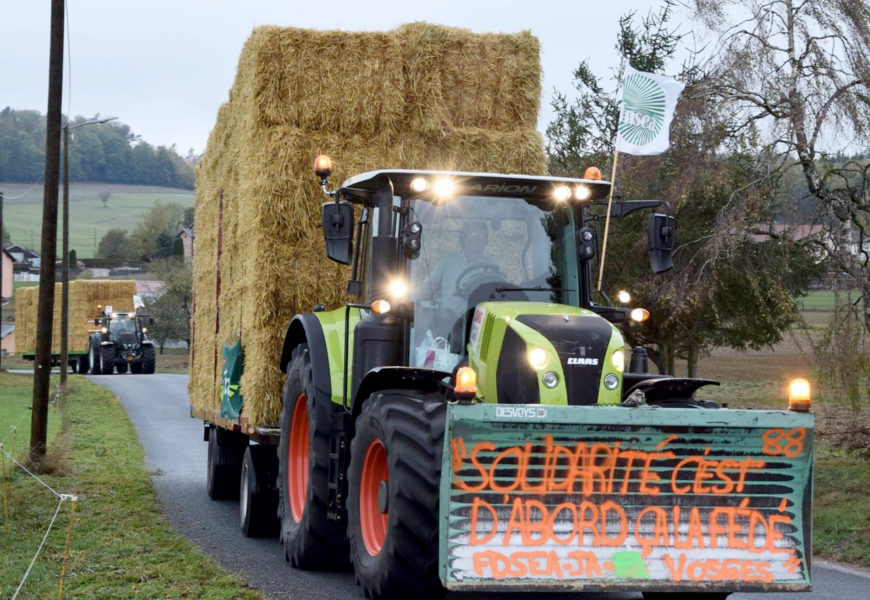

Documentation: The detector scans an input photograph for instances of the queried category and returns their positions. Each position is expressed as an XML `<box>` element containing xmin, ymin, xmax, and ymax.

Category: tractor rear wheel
<box><xmin>77</xmin><ymin>354</ymin><xmax>89</xmax><ymax>374</ymax></box>
<box><xmin>142</xmin><ymin>346</ymin><xmax>156</xmax><ymax>374</ymax></box>
<box><xmin>278</xmin><ymin>344</ymin><xmax>347</xmax><ymax>568</ymax></box>
<box><xmin>131</xmin><ymin>361</ymin><xmax>143</xmax><ymax>374</ymax></box>
<box><xmin>206</xmin><ymin>425</ymin><xmax>248</xmax><ymax>500</ymax></box>
<box><xmin>239</xmin><ymin>444</ymin><xmax>279</xmax><ymax>537</ymax></box>
<box><xmin>100</xmin><ymin>345</ymin><xmax>115</xmax><ymax>375</ymax></box>
<box><xmin>347</xmin><ymin>391</ymin><xmax>445</xmax><ymax>600</ymax></box>
<box><xmin>116</xmin><ymin>362</ymin><xmax>128</xmax><ymax>374</ymax></box>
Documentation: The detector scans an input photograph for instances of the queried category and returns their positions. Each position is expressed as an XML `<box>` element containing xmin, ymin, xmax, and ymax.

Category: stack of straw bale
<box><xmin>191</xmin><ymin>22</ymin><xmax>548</xmax><ymax>427</ymax></box>
<box><xmin>14</xmin><ymin>280</ymin><xmax>137</xmax><ymax>355</ymax></box>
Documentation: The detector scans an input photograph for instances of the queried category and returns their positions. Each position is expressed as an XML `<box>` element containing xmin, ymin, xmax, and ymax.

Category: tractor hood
<box><xmin>468</xmin><ymin>302</ymin><xmax>625</xmax><ymax>406</ymax></box>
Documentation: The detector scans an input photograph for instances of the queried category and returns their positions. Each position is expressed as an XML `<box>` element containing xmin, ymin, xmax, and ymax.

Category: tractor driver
<box><xmin>413</xmin><ymin>220</ymin><xmax>500</xmax><ymax>330</ymax></box>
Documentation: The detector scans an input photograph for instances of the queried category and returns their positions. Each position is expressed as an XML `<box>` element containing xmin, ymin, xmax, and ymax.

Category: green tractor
<box><xmin>88</xmin><ymin>308</ymin><xmax>156</xmax><ymax>374</ymax></box>
<box><xmin>209</xmin><ymin>160</ymin><xmax>814</xmax><ymax>599</ymax></box>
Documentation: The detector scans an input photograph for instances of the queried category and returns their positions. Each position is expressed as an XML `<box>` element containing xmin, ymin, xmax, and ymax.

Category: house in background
<box><xmin>2</xmin><ymin>247</ymin><xmax>14</xmax><ymax>301</ymax></box>
<box><xmin>177</xmin><ymin>225</ymin><xmax>194</xmax><ymax>263</ymax></box>
<box><xmin>4</xmin><ymin>244</ymin><xmax>39</xmax><ymax>268</ymax></box>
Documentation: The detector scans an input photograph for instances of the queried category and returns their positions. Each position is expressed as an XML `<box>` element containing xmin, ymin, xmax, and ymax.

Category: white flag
<box><xmin>615</xmin><ymin>66</ymin><xmax>684</xmax><ymax>156</ymax></box>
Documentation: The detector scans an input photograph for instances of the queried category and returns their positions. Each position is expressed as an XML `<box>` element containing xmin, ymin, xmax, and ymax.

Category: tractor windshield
<box><xmin>109</xmin><ymin>316</ymin><xmax>138</xmax><ymax>337</ymax></box>
<box><xmin>408</xmin><ymin>195</ymin><xmax>580</xmax><ymax>369</ymax></box>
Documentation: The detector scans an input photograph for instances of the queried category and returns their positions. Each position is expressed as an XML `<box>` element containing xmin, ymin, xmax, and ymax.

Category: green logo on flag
<box><xmin>619</xmin><ymin>72</ymin><xmax>667</xmax><ymax>146</ymax></box>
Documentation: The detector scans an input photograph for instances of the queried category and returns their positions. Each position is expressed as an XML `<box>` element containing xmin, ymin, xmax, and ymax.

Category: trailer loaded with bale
<box><xmin>14</xmin><ymin>279</ymin><xmax>138</xmax><ymax>373</ymax></box>
<box><xmin>190</xmin><ymin>23</ymin><xmax>814</xmax><ymax>600</ymax></box>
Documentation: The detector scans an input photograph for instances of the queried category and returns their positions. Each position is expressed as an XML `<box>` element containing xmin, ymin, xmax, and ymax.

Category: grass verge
<box><xmin>0</xmin><ymin>372</ymin><xmax>260</xmax><ymax>599</ymax></box>
<box><xmin>814</xmin><ymin>447</ymin><xmax>870</xmax><ymax>566</ymax></box>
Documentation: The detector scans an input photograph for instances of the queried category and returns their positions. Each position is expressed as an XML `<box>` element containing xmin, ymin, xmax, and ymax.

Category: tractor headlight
<box><xmin>611</xmin><ymin>349</ymin><xmax>625</xmax><ymax>373</ymax></box>
<box><xmin>553</xmin><ymin>185</ymin><xmax>572</xmax><ymax>202</ymax></box>
<box><xmin>433</xmin><ymin>177</ymin><xmax>455</xmax><ymax>199</ymax></box>
<box><xmin>387</xmin><ymin>278</ymin><xmax>408</xmax><ymax>299</ymax></box>
<box><xmin>528</xmin><ymin>347</ymin><xmax>548</xmax><ymax>370</ymax></box>
<box><xmin>101</xmin><ymin>327</ymin><xmax>108</xmax><ymax>334</ymax></box>
<box><xmin>604</xmin><ymin>374</ymin><xmax>620</xmax><ymax>390</ymax></box>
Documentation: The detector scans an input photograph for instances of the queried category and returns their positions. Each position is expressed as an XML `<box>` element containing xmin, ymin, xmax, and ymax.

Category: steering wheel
<box><xmin>454</xmin><ymin>263</ymin><xmax>505</xmax><ymax>296</ymax></box>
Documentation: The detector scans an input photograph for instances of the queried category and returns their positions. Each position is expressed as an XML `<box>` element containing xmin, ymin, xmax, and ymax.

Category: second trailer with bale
<box><xmin>14</xmin><ymin>279</ymin><xmax>138</xmax><ymax>373</ymax></box>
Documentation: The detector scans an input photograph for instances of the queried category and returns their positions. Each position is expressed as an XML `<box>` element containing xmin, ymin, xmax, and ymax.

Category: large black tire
<box><xmin>278</xmin><ymin>344</ymin><xmax>347</xmax><ymax>569</ymax></box>
<box><xmin>88</xmin><ymin>338</ymin><xmax>101</xmax><ymax>374</ymax></box>
<box><xmin>77</xmin><ymin>353</ymin><xmax>90</xmax><ymax>374</ymax></box>
<box><xmin>130</xmin><ymin>361</ymin><xmax>143</xmax><ymax>374</ymax></box>
<box><xmin>142</xmin><ymin>346</ymin><xmax>156</xmax><ymax>374</ymax></box>
<box><xmin>206</xmin><ymin>425</ymin><xmax>248</xmax><ymax>500</ymax></box>
<box><xmin>347</xmin><ymin>391</ymin><xmax>446</xmax><ymax>600</ymax></box>
<box><xmin>240</xmin><ymin>444</ymin><xmax>280</xmax><ymax>537</ymax></box>
<box><xmin>116</xmin><ymin>361</ymin><xmax>128</xmax><ymax>374</ymax></box>
<box><xmin>100</xmin><ymin>344</ymin><xmax>115</xmax><ymax>375</ymax></box>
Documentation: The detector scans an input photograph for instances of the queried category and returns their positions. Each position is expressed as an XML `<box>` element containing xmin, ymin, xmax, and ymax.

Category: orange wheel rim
<box><xmin>288</xmin><ymin>393</ymin><xmax>309</xmax><ymax>523</ymax></box>
<box><xmin>360</xmin><ymin>439</ymin><xmax>388</xmax><ymax>556</ymax></box>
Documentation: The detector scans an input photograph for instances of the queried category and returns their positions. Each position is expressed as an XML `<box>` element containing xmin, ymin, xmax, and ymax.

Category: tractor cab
<box><xmin>315</xmin><ymin>158</ymin><xmax>675</xmax><ymax>402</ymax></box>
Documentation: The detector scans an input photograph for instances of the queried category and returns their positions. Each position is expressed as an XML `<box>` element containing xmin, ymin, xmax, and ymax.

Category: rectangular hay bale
<box><xmin>190</xmin><ymin>23</ymin><xmax>547</xmax><ymax>428</ymax></box>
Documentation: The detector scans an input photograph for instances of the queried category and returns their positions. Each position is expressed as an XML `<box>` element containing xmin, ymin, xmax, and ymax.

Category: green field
<box><xmin>0</xmin><ymin>182</ymin><xmax>194</xmax><ymax>258</ymax></box>
<box><xmin>0</xmin><ymin>373</ymin><xmax>260</xmax><ymax>599</ymax></box>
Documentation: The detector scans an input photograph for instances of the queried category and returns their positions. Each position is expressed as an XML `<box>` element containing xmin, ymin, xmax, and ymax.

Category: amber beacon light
<box><xmin>788</xmin><ymin>378</ymin><xmax>811</xmax><ymax>412</ymax></box>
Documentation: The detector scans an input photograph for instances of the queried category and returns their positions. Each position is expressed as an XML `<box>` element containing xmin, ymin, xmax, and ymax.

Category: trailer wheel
<box><xmin>347</xmin><ymin>391</ymin><xmax>446</xmax><ymax>600</ymax></box>
<box><xmin>89</xmin><ymin>339</ymin><xmax>101</xmax><ymax>374</ymax></box>
<box><xmin>240</xmin><ymin>445</ymin><xmax>279</xmax><ymax>537</ymax></box>
<box><xmin>100</xmin><ymin>345</ymin><xmax>115</xmax><ymax>375</ymax></box>
<box><xmin>278</xmin><ymin>344</ymin><xmax>347</xmax><ymax>569</ymax></box>
<box><xmin>142</xmin><ymin>346</ymin><xmax>156</xmax><ymax>374</ymax></box>
<box><xmin>116</xmin><ymin>362</ymin><xmax>128</xmax><ymax>374</ymax></box>
<box><xmin>206</xmin><ymin>425</ymin><xmax>248</xmax><ymax>500</ymax></box>
<box><xmin>77</xmin><ymin>354</ymin><xmax>90</xmax><ymax>374</ymax></box>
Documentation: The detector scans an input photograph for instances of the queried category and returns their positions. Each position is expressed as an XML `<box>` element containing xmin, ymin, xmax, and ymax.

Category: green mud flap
<box><xmin>439</xmin><ymin>404</ymin><xmax>814</xmax><ymax>593</ymax></box>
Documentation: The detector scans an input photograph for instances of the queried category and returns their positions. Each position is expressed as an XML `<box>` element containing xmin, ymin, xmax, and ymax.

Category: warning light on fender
<box><xmin>789</xmin><ymin>378</ymin><xmax>811</xmax><ymax>412</ymax></box>
<box><xmin>454</xmin><ymin>367</ymin><xmax>477</xmax><ymax>399</ymax></box>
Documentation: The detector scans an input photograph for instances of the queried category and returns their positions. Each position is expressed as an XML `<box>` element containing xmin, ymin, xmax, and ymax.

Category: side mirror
<box><xmin>94</xmin><ymin>317</ymin><xmax>101</xmax><ymax>326</ymax></box>
<box><xmin>322</xmin><ymin>201</ymin><xmax>354</xmax><ymax>265</ymax></box>
<box><xmin>648</xmin><ymin>213</ymin><xmax>675</xmax><ymax>274</ymax></box>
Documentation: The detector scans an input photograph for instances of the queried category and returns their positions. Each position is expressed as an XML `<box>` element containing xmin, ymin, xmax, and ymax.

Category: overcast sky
<box><xmin>1</xmin><ymin>1</ymin><xmax>676</xmax><ymax>156</ymax></box>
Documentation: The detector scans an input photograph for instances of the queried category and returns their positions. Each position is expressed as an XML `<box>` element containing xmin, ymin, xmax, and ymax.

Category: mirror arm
<box><xmin>600</xmin><ymin>199</ymin><xmax>670</xmax><ymax>218</ymax></box>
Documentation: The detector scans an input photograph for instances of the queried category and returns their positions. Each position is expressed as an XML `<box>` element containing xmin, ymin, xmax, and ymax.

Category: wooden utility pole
<box><xmin>31</xmin><ymin>0</ymin><xmax>65</xmax><ymax>464</ymax></box>
<box><xmin>60</xmin><ymin>126</ymin><xmax>70</xmax><ymax>391</ymax></box>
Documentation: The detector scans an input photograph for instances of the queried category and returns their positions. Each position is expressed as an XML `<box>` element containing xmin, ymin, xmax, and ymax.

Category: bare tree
<box><xmin>694</xmin><ymin>0</ymin><xmax>870</xmax><ymax>330</ymax></box>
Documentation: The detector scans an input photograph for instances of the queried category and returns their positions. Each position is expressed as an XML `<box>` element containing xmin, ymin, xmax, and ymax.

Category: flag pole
<box><xmin>596</xmin><ymin>150</ymin><xmax>619</xmax><ymax>292</ymax></box>
<box><xmin>597</xmin><ymin>58</ymin><xmax>626</xmax><ymax>293</ymax></box>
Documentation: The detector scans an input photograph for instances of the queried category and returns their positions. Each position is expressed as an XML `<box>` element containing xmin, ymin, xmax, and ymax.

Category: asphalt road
<box><xmin>89</xmin><ymin>373</ymin><xmax>870</xmax><ymax>600</ymax></box>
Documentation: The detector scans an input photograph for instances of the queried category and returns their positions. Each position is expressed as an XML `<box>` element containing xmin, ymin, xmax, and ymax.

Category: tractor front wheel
<box><xmin>142</xmin><ymin>346</ymin><xmax>156</xmax><ymax>374</ymax></box>
<box><xmin>278</xmin><ymin>344</ymin><xmax>347</xmax><ymax>568</ymax></box>
<box><xmin>100</xmin><ymin>345</ymin><xmax>115</xmax><ymax>375</ymax></box>
<box><xmin>88</xmin><ymin>339</ymin><xmax>101</xmax><ymax>374</ymax></box>
<box><xmin>116</xmin><ymin>362</ymin><xmax>128</xmax><ymax>374</ymax></box>
<box><xmin>347</xmin><ymin>391</ymin><xmax>445</xmax><ymax>600</ymax></box>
